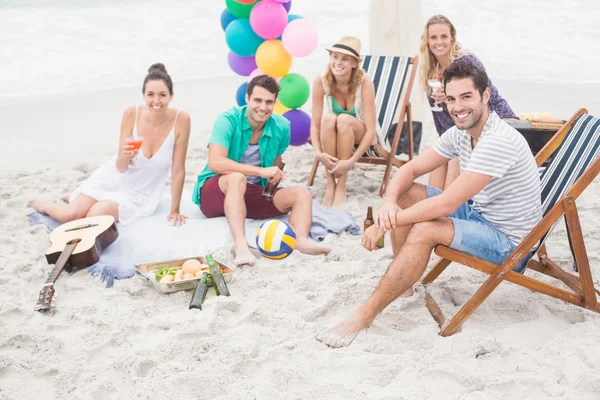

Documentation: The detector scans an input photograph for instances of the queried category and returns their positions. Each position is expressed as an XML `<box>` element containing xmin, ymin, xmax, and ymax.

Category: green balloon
<box><xmin>278</xmin><ymin>73</ymin><xmax>310</xmax><ymax>109</ymax></box>
<box><xmin>225</xmin><ymin>0</ymin><xmax>259</xmax><ymax>19</ymax></box>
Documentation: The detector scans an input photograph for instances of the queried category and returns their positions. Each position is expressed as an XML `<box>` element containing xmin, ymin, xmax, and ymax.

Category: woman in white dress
<box><xmin>29</xmin><ymin>63</ymin><xmax>191</xmax><ymax>226</ymax></box>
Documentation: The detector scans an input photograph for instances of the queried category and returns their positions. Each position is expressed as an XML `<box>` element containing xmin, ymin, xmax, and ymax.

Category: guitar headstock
<box><xmin>34</xmin><ymin>285</ymin><xmax>55</xmax><ymax>312</ymax></box>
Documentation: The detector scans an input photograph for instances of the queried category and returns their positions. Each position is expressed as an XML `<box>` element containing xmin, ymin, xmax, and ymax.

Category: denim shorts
<box><xmin>426</xmin><ymin>186</ymin><xmax>529</xmax><ymax>273</ymax></box>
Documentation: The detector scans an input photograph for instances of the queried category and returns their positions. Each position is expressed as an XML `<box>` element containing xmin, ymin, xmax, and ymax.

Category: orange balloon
<box><xmin>255</xmin><ymin>40</ymin><xmax>292</xmax><ymax>78</ymax></box>
<box><xmin>273</xmin><ymin>101</ymin><xmax>290</xmax><ymax>115</ymax></box>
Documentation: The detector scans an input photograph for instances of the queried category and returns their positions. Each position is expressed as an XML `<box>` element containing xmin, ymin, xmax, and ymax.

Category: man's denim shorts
<box><xmin>426</xmin><ymin>186</ymin><xmax>530</xmax><ymax>273</ymax></box>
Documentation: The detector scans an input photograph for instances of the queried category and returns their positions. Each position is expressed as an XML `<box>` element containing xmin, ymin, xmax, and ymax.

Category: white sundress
<box><xmin>70</xmin><ymin>106</ymin><xmax>180</xmax><ymax>225</ymax></box>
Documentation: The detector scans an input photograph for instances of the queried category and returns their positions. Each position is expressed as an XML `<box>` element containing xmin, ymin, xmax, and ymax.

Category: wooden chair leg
<box><xmin>563</xmin><ymin>196</ymin><xmax>597</xmax><ymax>309</ymax></box>
<box><xmin>406</xmin><ymin>103</ymin><xmax>414</xmax><ymax>160</ymax></box>
<box><xmin>422</xmin><ymin>257</ymin><xmax>452</xmax><ymax>284</ymax></box>
<box><xmin>307</xmin><ymin>157</ymin><xmax>319</xmax><ymax>186</ymax></box>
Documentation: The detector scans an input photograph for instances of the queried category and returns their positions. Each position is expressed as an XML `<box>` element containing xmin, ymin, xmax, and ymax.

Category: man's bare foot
<box><xmin>400</xmin><ymin>287</ymin><xmax>414</xmax><ymax>298</ymax></box>
<box><xmin>331</xmin><ymin>188</ymin><xmax>346</xmax><ymax>208</ymax></box>
<box><xmin>322</xmin><ymin>185</ymin><xmax>335</xmax><ymax>208</ymax></box>
<box><xmin>27</xmin><ymin>199</ymin><xmax>54</xmax><ymax>214</ymax></box>
<box><xmin>316</xmin><ymin>311</ymin><xmax>370</xmax><ymax>348</ymax></box>
<box><xmin>295</xmin><ymin>237</ymin><xmax>330</xmax><ymax>256</ymax></box>
<box><xmin>232</xmin><ymin>246</ymin><xmax>257</xmax><ymax>267</ymax></box>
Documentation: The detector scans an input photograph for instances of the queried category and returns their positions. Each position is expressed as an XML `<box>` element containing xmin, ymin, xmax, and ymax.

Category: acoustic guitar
<box><xmin>35</xmin><ymin>215</ymin><xmax>118</xmax><ymax>312</ymax></box>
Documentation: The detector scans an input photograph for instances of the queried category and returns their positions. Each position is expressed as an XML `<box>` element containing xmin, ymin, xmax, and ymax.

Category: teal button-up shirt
<box><xmin>192</xmin><ymin>105</ymin><xmax>291</xmax><ymax>206</ymax></box>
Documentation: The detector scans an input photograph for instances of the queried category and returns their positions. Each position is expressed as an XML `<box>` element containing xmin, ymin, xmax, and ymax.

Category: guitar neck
<box><xmin>45</xmin><ymin>240</ymin><xmax>80</xmax><ymax>284</ymax></box>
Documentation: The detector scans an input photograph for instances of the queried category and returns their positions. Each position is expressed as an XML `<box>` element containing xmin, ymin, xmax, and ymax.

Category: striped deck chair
<box><xmin>422</xmin><ymin>108</ymin><xmax>600</xmax><ymax>336</ymax></box>
<box><xmin>306</xmin><ymin>55</ymin><xmax>419</xmax><ymax>196</ymax></box>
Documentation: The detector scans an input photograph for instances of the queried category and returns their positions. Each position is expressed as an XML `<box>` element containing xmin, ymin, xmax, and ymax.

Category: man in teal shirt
<box><xmin>193</xmin><ymin>75</ymin><xmax>330</xmax><ymax>266</ymax></box>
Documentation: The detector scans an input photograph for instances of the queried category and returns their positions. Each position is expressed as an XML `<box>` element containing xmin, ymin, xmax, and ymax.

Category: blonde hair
<box><xmin>323</xmin><ymin>60</ymin><xmax>365</xmax><ymax>98</ymax></box>
<box><xmin>418</xmin><ymin>15</ymin><xmax>467</xmax><ymax>93</ymax></box>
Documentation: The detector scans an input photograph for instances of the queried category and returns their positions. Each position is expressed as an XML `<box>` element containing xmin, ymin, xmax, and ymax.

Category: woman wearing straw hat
<box><xmin>420</xmin><ymin>15</ymin><xmax>516</xmax><ymax>190</ymax></box>
<box><xmin>310</xmin><ymin>36</ymin><xmax>377</xmax><ymax>208</ymax></box>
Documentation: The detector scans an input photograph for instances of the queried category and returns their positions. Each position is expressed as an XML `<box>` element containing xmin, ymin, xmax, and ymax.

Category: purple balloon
<box><xmin>283</xmin><ymin>0</ymin><xmax>291</xmax><ymax>13</ymax></box>
<box><xmin>283</xmin><ymin>109</ymin><xmax>310</xmax><ymax>146</ymax></box>
<box><xmin>228</xmin><ymin>52</ymin><xmax>257</xmax><ymax>76</ymax></box>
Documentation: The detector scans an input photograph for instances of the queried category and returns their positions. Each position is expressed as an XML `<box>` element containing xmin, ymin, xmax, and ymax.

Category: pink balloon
<box><xmin>282</xmin><ymin>19</ymin><xmax>318</xmax><ymax>57</ymax></box>
<box><xmin>250</xmin><ymin>1</ymin><xmax>288</xmax><ymax>40</ymax></box>
<box><xmin>247</xmin><ymin>68</ymin><xmax>266</xmax><ymax>82</ymax></box>
<box><xmin>247</xmin><ymin>68</ymin><xmax>282</xmax><ymax>83</ymax></box>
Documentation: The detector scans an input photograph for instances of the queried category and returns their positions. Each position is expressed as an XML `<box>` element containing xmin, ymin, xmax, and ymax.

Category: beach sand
<box><xmin>2</xmin><ymin>72</ymin><xmax>600</xmax><ymax>399</ymax></box>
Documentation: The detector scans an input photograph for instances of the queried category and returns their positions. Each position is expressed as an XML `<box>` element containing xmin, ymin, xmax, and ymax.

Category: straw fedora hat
<box><xmin>325</xmin><ymin>36</ymin><xmax>362</xmax><ymax>62</ymax></box>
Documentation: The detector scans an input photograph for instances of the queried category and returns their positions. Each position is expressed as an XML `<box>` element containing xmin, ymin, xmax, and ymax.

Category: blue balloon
<box><xmin>288</xmin><ymin>14</ymin><xmax>303</xmax><ymax>23</ymax></box>
<box><xmin>236</xmin><ymin>82</ymin><xmax>248</xmax><ymax>106</ymax></box>
<box><xmin>225</xmin><ymin>19</ymin><xmax>264</xmax><ymax>57</ymax></box>
<box><xmin>220</xmin><ymin>9</ymin><xmax>237</xmax><ymax>31</ymax></box>
<box><xmin>283</xmin><ymin>0</ymin><xmax>292</xmax><ymax>13</ymax></box>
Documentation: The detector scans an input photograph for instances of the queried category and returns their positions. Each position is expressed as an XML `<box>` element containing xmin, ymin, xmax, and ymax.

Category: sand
<box><xmin>2</xmin><ymin>77</ymin><xmax>600</xmax><ymax>399</ymax></box>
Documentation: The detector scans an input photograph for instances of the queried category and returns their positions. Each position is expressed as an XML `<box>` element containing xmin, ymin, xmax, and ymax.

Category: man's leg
<box><xmin>217</xmin><ymin>173</ymin><xmax>256</xmax><ymax>266</ymax></box>
<box><xmin>320</xmin><ymin>115</ymin><xmax>338</xmax><ymax>208</ymax></box>
<box><xmin>317</xmin><ymin>218</ymin><xmax>454</xmax><ymax>347</ymax></box>
<box><xmin>272</xmin><ymin>187</ymin><xmax>330</xmax><ymax>255</ymax></box>
<box><xmin>333</xmin><ymin>114</ymin><xmax>366</xmax><ymax>207</ymax></box>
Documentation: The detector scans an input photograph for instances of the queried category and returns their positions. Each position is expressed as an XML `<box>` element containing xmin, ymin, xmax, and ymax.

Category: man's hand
<box><xmin>362</xmin><ymin>224</ymin><xmax>385</xmax><ymax>251</ymax></box>
<box><xmin>329</xmin><ymin>159</ymin><xmax>354</xmax><ymax>177</ymax></box>
<box><xmin>376</xmin><ymin>198</ymin><xmax>401</xmax><ymax>231</ymax></box>
<box><xmin>260</xmin><ymin>166</ymin><xmax>284</xmax><ymax>184</ymax></box>
<box><xmin>316</xmin><ymin>152</ymin><xmax>339</xmax><ymax>170</ymax></box>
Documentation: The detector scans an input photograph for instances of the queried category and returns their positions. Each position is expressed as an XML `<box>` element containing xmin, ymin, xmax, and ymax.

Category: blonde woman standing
<box><xmin>310</xmin><ymin>36</ymin><xmax>377</xmax><ymax>208</ymax></box>
<box><xmin>420</xmin><ymin>15</ymin><xmax>516</xmax><ymax>190</ymax></box>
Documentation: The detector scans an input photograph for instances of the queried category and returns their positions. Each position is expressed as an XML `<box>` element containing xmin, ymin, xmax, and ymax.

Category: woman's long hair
<box><xmin>323</xmin><ymin>60</ymin><xmax>365</xmax><ymax>98</ymax></box>
<box><xmin>418</xmin><ymin>15</ymin><xmax>466</xmax><ymax>93</ymax></box>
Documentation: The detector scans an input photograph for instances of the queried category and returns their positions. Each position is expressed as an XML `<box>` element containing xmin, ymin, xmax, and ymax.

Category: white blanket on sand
<box><xmin>28</xmin><ymin>190</ymin><xmax>360</xmax><ymax>287</ymax></box>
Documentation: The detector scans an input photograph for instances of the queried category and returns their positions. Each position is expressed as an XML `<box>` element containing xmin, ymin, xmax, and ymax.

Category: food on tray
<box><xmin>194</xmin><ymin>270</ymin><xmax>204</xmax><ymax>278</ymax></box>
<box><xmin>183</xmin><ymin>272</ymin><xmax>195</xmax><ymax>280</ymax></box>
<box><xmin>160</xmin><ymin>275</ymin><xmax>174</xmax><ymax>283</ymax></box>
<box><xmin>182</xmin><ymin>259</ymin><xmax>203</xmax><ymax>275</ymax></box>
<box><xmin>154</xmin><ymin>267</ymin><xmax>178</xmax><ymax>281</ymax></box>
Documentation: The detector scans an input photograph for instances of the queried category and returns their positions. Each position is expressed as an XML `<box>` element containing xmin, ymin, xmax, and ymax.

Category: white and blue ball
<box><xmin>255</xmin><ymin>220</ymin><xmax>296</xmax><ymax>259</ymax></box>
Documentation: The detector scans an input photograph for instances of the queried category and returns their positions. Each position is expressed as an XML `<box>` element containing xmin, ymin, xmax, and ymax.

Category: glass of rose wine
<box><xmin>428</xmin><ymin>78</ymin><xmax>444</xmax><ymax>112</ymax></box>
<box><xmin>124</xmin><ymin>136</ymin><xmax>144</xmax><ymax>168</ymax></box>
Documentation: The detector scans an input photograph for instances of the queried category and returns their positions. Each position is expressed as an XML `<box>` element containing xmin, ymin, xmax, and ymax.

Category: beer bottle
<box><xmin>364</xmin><ymin>206</ymin><xmax>384</xmax><ymax>249</ymax></box>
<box><xmin>262</xmin><ymin>162</ymin><xmax>285</xmax><ymax>201</ymax></box>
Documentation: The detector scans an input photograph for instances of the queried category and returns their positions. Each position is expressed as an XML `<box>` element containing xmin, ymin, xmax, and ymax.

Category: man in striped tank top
<box><xmin>317</xmin><ymin>61</ymin><xmax>542</xmax><ymax>348</ymax></box>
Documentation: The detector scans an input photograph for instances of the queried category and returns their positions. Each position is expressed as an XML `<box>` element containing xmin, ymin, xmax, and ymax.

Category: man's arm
<box><xmin>208</xmin><ymin>144</ymin><xmax>283</xmax><ymax>183</ymax></box>
<box><xmin>393</xmin><ymin>170</ymin><xmax>492</xmax><ymax>227</ymax></box>
<box><xmin>384</xmin><ymin>148</ymin><xmax>449</xmax><ymax>202</ymax></box>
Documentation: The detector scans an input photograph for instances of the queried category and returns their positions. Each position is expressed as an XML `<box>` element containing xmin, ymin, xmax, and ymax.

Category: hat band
<box><xmin>331</xmin><ymin>44</ymin><xmax>360</xmax><ymax>58</ymax></box>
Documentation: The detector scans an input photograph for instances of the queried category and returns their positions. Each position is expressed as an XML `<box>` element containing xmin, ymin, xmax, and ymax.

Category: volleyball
<box><xmin>255</xmin><ymin>220</ymin><xmax>296</xmax><ymax>259</ymax></box>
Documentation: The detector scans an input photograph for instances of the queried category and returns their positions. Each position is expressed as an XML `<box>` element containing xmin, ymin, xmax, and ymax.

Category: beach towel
<box><xmin>27</xmin><ymin>190</ymin><xmax>359</xmax><ymax>288</ymax></box>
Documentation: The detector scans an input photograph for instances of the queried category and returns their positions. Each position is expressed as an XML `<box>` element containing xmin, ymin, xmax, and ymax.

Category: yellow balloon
<box><xmin>273</xmin><ymin>101</ymin><xmax>290</xmax><ymax>115</ymax></box>
<box><xmin>256</xmin><ymin>40</ymin><xmax>292</xmax><ymax>78</ymax></box>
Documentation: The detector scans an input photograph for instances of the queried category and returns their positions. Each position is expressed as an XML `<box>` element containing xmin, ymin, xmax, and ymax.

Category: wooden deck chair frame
<box><xmin>422</xmin><ymin>108</ymin><xmax>600</xmax><ymax>336</ymax></box>
<box><xmin>306</xmin><ymin>55</ymin><xmax>419</xmax><ymax>197</ymax></box>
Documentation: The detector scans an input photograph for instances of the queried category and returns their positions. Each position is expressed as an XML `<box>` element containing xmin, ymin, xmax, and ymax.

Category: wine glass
<box><xmin>428</xmin><ymin>79</ymin><xmax>444</xmax><ymax>112</ymax></box>
<box><xmin>124</xmin><ymin>136</ymin><xmax>144</xmax><ymax>168</ymax></box>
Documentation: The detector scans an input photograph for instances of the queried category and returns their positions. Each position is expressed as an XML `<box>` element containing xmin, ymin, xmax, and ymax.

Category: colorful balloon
<box><xmin>282</xmin><ymin>19</ymin><xmax>318</xmax><ymax>57</ymax></box>
<box><xmin>228</xmin><ymin>52</ymin><xmax>257</xmax><ymax>76</ymax></box>
<box><xmin>283</xmin><ymin>0</ymin><xmax>292</xmax><ymax>13</ymax></box>
<box><xmin>250</xmin><ymin>1</ymin><xmax>288</xmax><ymax>40</ymax></box>
<box><xmin>236</xmin><ymin>82</ymin><xmax>248</xmax><ymax>106</ymax></box>
<box><xmin>234</xmin><ymin>0</ymin><xmax>255</xmax><ymax>4</ymax></box>
<box><xmin>273</xmin><ymin>101</ymin><xmax>290</xmax><ymax>115</ymax></box>
<box><xmin>278</xmin><ymin>73</ymin><xmax>310</xmax><ymax>109</ymax></box>
<box><xmin>225</xmin><ymin>19</ymin><xmax>264</xmax><ymax>57</ymax></box>
<box><xmin>247</xmin><ymin>68</ymin><xmax>266</xmax><ymax>82</ymax></box>
<box><xmin>283</xmin><ymin>109</ymin><xmax>311</xmax><ymax>146</ymax></box>
<box><xmin>287</xmin><ymin>14</ymin><xmax>303</xmax><ymax>23</ymax></box>
<box><xmin>255</xmin><ymin>40</ymin><xmax>292</xmax><ymax>78</ymax></box>
<box><xmin>225</xmin><ymin>0</ymin><xmax>258</xmax><ymax>18</ymax></box>
<box><xmin>220</xmin><ymin>9</ymin><xmax>237</xmax><ymax>31</ymax></box>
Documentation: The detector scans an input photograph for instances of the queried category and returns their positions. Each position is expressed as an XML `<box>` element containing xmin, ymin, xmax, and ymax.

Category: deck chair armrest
<box><xmin>535</xmin><ymin>108</ymin><xmax>587</xmax><ymax>167</ymax></box>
